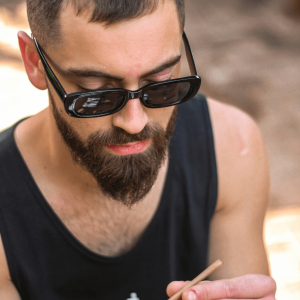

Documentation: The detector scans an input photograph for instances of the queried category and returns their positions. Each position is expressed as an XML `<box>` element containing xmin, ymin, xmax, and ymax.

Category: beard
<box><xmin>49</xmin><ymin>90</ymin><xmax>177</xmax><ymax>207</ymax></box>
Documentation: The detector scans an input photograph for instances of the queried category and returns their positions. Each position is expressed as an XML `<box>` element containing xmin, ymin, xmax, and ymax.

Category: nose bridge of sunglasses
<box><xmin>128</xmin><ymin>90</ymin><xmax>142</xmax><ymax>100</ymax></box>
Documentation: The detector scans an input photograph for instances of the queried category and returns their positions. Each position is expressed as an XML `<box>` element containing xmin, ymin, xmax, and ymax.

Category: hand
<box><xmin>167</xmin><ymin>274</ymin><xmax>276</xmax><ymax>300</ymax></box>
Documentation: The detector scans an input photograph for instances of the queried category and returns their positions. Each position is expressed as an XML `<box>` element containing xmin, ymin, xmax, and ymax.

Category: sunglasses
<box><xmin>33</xmin><ymin>32</ymin><xmax>201</xmax><ymax>118</ymax></box>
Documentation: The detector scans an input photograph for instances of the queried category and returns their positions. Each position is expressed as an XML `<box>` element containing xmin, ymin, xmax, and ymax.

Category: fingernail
<box><xmin>188</xmin><ymin>290</ymin><xmax>197</xmax><ymax>300</ymax></box>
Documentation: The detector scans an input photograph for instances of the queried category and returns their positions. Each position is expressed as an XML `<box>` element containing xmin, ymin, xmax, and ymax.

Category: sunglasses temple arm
<box><xmin>183</xmin><ymin>32</ymin><xmax>199</xmax><ymax>77</ymax></box>
<box><xmin>33</xmin><ymin>37</ymin><xmax>67</xmax><ymax>102</ymax></box>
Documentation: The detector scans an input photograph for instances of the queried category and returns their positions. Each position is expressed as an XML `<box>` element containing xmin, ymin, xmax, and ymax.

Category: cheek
<box><xmin>147</xmin><ymin>106</ymin><xmax>175</xmax><ymax>129</ymax></box>
<box><xmin>67</xmin><ymin>115</ymin><xmax>113</xmax><ymax>139</ymax></box>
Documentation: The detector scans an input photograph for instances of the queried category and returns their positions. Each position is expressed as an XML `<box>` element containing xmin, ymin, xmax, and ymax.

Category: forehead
<box><xmin>54</xmin><ymin>0</ymin><xmax>182</xmax><ymax>76</ymax></box>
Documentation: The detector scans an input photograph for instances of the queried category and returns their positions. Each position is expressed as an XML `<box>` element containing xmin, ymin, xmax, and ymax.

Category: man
<box><xmin>0</xmin><ymin>0</ymin><xmax>276</xmax><ymax>299</ymax></box>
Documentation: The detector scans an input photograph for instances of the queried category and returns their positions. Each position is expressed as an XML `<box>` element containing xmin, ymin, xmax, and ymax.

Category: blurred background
<box><xmin>0</xmin><ymin>0</ymin><xmax>300</xmax><ymax>298</ymax></box>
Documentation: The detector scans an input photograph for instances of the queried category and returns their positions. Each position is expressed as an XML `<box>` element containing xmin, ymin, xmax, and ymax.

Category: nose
<box><xmin>112</xmin><ymin>98</ymin><xmax>148</xmax><ymax>134</ymax></box>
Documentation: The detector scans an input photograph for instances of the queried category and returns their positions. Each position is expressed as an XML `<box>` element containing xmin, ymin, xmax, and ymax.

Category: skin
<box><xmin>0</xmin><ymin>0</ymin><xmax>276</xmax><ymax>299</ymax></box>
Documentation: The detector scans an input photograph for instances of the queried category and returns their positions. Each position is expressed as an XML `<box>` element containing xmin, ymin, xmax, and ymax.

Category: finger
<box><xmin>181</xmin><ymin>274</ymin><xmax>276</xmax><ymax>300</ymax></box>
<box><xmin>167</xmin><ymin>280</ymin><xmax>212</xmax><ymax>297</ymax></box>
<box><xmin>167</xmin><ymin>281</ymin><xmax>189</xmax><ymax>297</ymax></box>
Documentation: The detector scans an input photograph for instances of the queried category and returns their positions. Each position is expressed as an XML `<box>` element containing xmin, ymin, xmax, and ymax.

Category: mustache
<box><xmin>87</xmin><ymin>124</ymin><xmax>164</xmax><ymax>146</ymax></box>
<box><xmin>49</xmin><ymin>86</ymin><xmax>177</xmax><ymax>204</ymax></box>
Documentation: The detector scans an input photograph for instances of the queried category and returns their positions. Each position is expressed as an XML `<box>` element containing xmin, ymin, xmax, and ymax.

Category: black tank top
<box><xmin>0</xmin><ymin>94</ymin><xmax>217</xmax><ymax>300</ymax></box>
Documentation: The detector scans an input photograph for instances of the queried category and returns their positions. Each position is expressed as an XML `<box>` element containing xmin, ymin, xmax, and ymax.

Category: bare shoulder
<box><xmin>207</xmin><ymin>98</ymin><xmax>269</xmax><ymax>212</ymax></box>
<box><xmin>207</xmin><ymin>98</ymin><xmax>263</xmax><ymax>156</ymax></box>
<box><xmin>0</xmin><ymin>235</ymin><xmax>21</xmax><ymax>299</ymax></box>
<box><xmin>206</xmin><ymin>99</ymin><xmax>270</xmax><ymax>277</ymax></box>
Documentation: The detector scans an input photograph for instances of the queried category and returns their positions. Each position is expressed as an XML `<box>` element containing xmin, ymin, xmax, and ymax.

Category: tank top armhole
<box><xmin>0</xmin><ymin>209</ymin><xmax>21</xmax><ymax>292</ymax></box>
<box><xmin>0</xmin><ymin>125</ymin><xmax>23</xmax><ymax>292</ymax></box>
<box><xmin>200</xmin><ymin>95</ymin><xmax>218</xmax><ymax>220</ymax></box>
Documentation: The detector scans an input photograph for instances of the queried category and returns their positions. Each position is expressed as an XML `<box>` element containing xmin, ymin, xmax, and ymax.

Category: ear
<box><xmin>18</xmin><ymin>31</ymin><xmax>47</xmax><ymax>90</ymax></box>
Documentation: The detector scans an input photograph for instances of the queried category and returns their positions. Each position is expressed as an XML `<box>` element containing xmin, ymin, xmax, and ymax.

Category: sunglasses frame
<box><xmin>33</xmin><ymin>32</ymin><xmax>201</xmax><ymax>118</ymax></box>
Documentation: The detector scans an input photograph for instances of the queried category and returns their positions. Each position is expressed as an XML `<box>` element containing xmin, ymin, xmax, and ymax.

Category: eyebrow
<box><xmin>50</xmin><ymin>54</ymin><xmax>182</xmax><ymax>81</ymax></box>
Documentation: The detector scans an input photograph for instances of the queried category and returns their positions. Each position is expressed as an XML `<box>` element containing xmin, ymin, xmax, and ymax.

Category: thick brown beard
<box><xmin>49</xmin><ymin>91</ymin><xmax>177</xmax><ymax>206</ymax></box>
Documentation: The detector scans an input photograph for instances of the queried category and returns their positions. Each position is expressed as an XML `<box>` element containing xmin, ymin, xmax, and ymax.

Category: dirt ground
<box><xmin>0</xmin><ymin>0</ymin><xmax>300</xmax><ymax>208</ymax></box>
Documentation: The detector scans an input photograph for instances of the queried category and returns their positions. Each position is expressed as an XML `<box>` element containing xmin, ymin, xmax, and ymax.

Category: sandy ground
<box><xmin>0</xmin><ymin>0</ymin><xmax>300</xmax><ymax>299</ymax></box>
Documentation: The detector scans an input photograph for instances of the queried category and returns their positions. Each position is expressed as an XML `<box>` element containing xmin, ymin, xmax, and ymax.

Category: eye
<box><xmin>78</xmin><ymin>86</ymin><xmax>92</xmax><ymax>92</ymax></box>
<box><xmin>143</xmin><ymin>75</ymin><xmax>175</xmax><ymax>86</ymax></box>
<box><xmin>77</xmin><ymin>84</ymin><xmax>112</xmax><ymax>92</ymax></box>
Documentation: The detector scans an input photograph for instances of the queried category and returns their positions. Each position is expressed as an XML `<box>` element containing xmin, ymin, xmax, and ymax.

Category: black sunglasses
<box><xmin>33</xmin><ymin>32</ymin><xmax>201</xmax><ymax>118</ymax></box>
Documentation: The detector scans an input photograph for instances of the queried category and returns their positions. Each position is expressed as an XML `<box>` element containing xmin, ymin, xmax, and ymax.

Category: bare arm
<box><xmin>167</xmin><ymin>99</ymin><xmax>276</xmax><ymax>300</ymax></box>
<box><xmin>0</xmin><ymin>235</ymin><xmax>21</xmax><ymax>300</ymax></box>
<box><xmin>207</xmin><ymin>98</ymin><xmax>270</xmax><ymax>279</ymax></box>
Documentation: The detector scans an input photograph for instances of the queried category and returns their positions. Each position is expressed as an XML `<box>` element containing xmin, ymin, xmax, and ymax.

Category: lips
<box><xmin>106</xmin><ymin>140</ymin><xmax>150</xmax><ymax>155</ymax></box>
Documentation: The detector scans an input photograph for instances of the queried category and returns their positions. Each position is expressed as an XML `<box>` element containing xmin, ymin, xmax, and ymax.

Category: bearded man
<box><xmin>0</xmin><ymin>0</ymin><xmax>276</xmax><ymax>299</ymax></box>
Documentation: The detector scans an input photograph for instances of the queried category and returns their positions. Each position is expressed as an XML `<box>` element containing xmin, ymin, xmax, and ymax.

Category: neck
<box><xmin>14</xmin><ymin>108</ymin><xmax>170</xmax><ymax>256</ymax></box>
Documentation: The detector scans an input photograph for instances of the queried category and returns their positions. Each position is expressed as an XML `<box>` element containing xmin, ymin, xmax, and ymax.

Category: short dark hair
<box><xmin>27</xmin><ymin>0</ymin><xmax>185</xmax><ymax>49</ymax></box>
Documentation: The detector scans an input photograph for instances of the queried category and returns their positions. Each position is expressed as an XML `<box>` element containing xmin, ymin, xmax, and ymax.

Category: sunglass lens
<box><xmin>74</xmin><ymin>93</ymin><xmax>125</xmax><ymax>115</ymax></box>
<box><xmin>143</xmin><ymin>81</ymin><xmax>191</xmax><ymax>106</ymax></box>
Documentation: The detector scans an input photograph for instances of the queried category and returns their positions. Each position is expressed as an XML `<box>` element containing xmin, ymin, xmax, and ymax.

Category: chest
<box><xmin>46</xmin><ymin>161</ymin><xmax>169</xmax><ymax>257</ymax></box>
<box><xmin>47</xmin><ymin>189</ymin><xmax>162</xmax><ymax>257</ymax></box>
